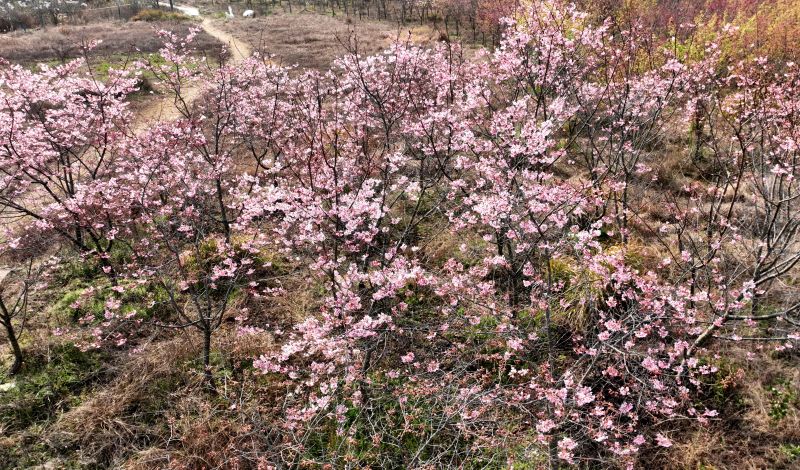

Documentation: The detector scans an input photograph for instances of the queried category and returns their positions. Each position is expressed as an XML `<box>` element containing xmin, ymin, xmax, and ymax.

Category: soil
<box><xmin>133</xmin><ymin>11</ymin><xmax>252</xmax><ymax>128</ymax></box>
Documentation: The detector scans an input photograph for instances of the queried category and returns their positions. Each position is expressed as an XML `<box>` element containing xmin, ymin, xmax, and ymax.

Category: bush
<box><xmin>131</xmin><ymin>9</ymin><xmax>189</xmax><ymax>22</ymax></box>
<box><xmin>767</xmin><ymin>380</ymin><xmax>798</xmax><ymax>422</ymax></box>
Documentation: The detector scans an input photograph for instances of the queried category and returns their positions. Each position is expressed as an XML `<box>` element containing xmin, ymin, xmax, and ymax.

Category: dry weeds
<box><xmin>214</xmin><ymin>12</ymin><xmax>437</xmax><ymax>72</ymax></box>
<box><xmin>0</xmin><ymin>20</ymin><xmax>225</xmax><ymax>64</ymax></box>
<box><xmin>48</xmin><ymin>336</ymin><xmax>202</xmax><ymax>460</ymax></box>
<box><xmin>647</xmin><ymin>347</ymin><xmax>800</xmax><ymax>469</ymax></box>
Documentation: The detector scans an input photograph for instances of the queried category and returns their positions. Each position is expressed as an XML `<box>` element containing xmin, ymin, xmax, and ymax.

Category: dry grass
<box><xmin>0</xmin><ymin>20</ymin><xmax>225</xmax><ymax>64</ymax></box>
<box><xmin>648</xmin><ymin>347</ymin><xmax>800</xmax><ymax>469</ymax></box>
<box><xmin>214</xmin><ymin>12</ymin><xmax>437</xmax><ymax>72</ymax></box>
<box><xmin>47</xmin><ymin>336</ymin><xmax>202</xmax><ymax>464</ymax></box>
<box><xmin>45</xmin><ymin>328</ymin><xmax>282</xmax><ymax>469</ymax></box>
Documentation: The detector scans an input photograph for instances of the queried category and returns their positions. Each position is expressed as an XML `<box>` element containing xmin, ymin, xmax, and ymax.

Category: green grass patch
<box><xmin>0</xmin><ymin>343</ymin><xmax>105</xmax><ymax>431</ymax></box>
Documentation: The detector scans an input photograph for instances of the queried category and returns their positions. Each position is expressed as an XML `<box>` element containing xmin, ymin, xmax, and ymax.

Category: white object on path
<box><xmin>242</xmin><ymin>9</ymin><xmax>254</xmax><ymax>17</ymax></box>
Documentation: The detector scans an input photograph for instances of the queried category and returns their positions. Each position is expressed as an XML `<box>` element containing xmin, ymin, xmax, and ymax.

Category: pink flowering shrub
<box><xmin>0</xmin><ymin>0</ymin><xmax>798</xmax><ymax>467</ymax></box>
<box><xmin>0</xmin><ymin>53</ymin><xmax>137</xmax><ymax>270</ymax></box>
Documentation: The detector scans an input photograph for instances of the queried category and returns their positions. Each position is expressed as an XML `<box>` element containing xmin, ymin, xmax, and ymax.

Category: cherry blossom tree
<box><xmin>0</xmin><ymin>53</ymin><xmax>138</xmax><ymax>278</ymax></box>
<box><xmin>0</xmin><ymin>0</ymin><xmax>797</xmax><ymax>466</ymax></box>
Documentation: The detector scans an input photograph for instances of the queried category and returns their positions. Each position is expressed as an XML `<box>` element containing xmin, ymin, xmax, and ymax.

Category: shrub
<box><xmin>131</xmin><ymin>9</ymin><xmax>190</xmax><ymax>22</ymax></box>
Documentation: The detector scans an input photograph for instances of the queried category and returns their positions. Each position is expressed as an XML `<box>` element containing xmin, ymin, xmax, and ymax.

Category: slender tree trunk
<box><xmin>621</xmin><ymin>176</ymin><xmax>629</xmax><ymax>245</ymax></box>
<box><xmin>6</xmin><ymin>324</ymin><xmax>22</xmax><ymax>375</ymax></box>
<box><xmin>202</xmin><ymin>326</ymin><xmax>216</xmax><ymax>392</ymax></box>
<box><xmin>75</xmin><ymin>226</ymin><xmax>85</xmax><ymax>252</ymax></box>
<box><xmin>0</xmin><ymin>299</ymin><xmax>23</xmax><ymax>375</ymax></box>
<box><xmin>544</xmin><ymin>254</ymin><xmax>559</xmax><ymax>470</ymax></box>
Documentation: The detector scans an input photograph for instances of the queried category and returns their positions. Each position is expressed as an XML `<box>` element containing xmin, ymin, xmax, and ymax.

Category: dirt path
<box><xmin>201</xmin><ymin>18</ymin><xmax>252</xmax><ymax>64</ymax></box>
<box><xmin>134</xmin><ymin>11</ymin><xmax>252</xmax><ymax>129</ymax></box>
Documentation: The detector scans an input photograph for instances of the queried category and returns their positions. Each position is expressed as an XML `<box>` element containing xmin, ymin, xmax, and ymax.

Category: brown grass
<box><xmin>47</xmin><ymin>336</ymin><xmax>202</xmax><ymax>465</ymax></box>
<box><xmin>46</xmin><ymin>327</ymin><xmax>282</xmax><ymax>469</ymax></box>
<box><xmin>130</xmin><ymin>9</ymin><xmax>190</xmax><ymax>23</ymax></box>
<box><xmin>650</xmin><ymin>347</ymin><xmax>800</xmax><ymax>469</ymax></box>
<box><xmin>0</xmin><ymin>20</ymin><xmax>225</xmax><ymax>64</ymax></box>
<box><xmin>214</xmin><ymin>12</ymin><xmax>437</xmax><ymax>72</ymax></box>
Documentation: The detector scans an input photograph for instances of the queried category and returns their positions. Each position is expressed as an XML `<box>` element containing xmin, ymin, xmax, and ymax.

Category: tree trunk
<box><xmin>545</xmin><ymin>255</ymin><xmax>559</xmax><ymax>470</ymax></box>
<box><xmin>202</xmin><ymin>326</ymin><xmax>216</xmax><ymax>392</ymax></box>
<box><xmin>7</xmin><ymin>326</ymin><xmax>22</xmax><ymax>375</ymax></box>
<box><xmin>0</xmin><ymin>299</ymin><xmax>23</xmax><ymax>375</ymax></box>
